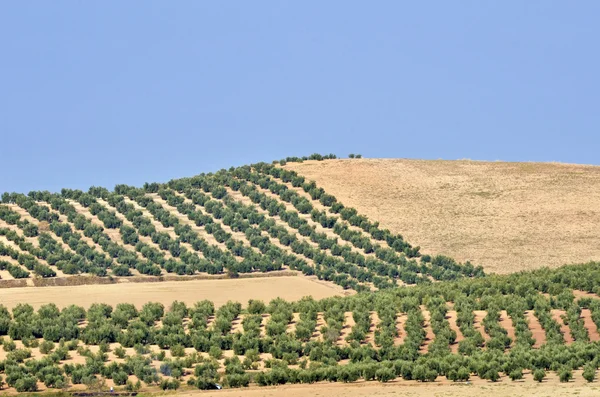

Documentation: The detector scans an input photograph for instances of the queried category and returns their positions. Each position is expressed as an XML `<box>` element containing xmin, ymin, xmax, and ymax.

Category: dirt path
<box><xmin>419</xmin><ymin>307</ymin><xmax>435</xmax><ymax>353</ymax></box>
<box><xmin>312</xmin><ymin>313</ymin><xmax>326</xmax><ymax>341</ymax></box>
<box><xmin>473</xmin><ymin>310</ymin><xmax>491</xmax><ymax>344</ymax></box>
<box><xmin>394</xmin><ymin>313</ymin><xmax>407</xmax><ymax>346</ymax></box>
<box><xmin>338</xmin><ymin>312</ymin><xmax>355</xmax><ymax>345</ymax></box>
<box><xmin>499</xmin><ymin>310</ymin><xmax>516</xmax><ymax>346</ymax></box>
<box><xmin>580</xmin><ymin>309</ymin><xmax>600</xmax><ymax>342</ymax></box>
<box><xmin>447</xmin><ymin>310</ymin><xmax>464</xmax><ymax>353</ymax></box>
<box><xmin>260</xmin><ymin>314</ymin><xmax>270</xmax><ymax>337</ymax></box>
<box><xmin>551</xmin><ymin>309</ymin><xmax>574</xmax><ymax>344</ymax></box>
<box><xmin>525</xmin><ymin>311</ymin><xmax>547</xmax><ymax>347</ymax></box>
<box><xmin>365</xmin><ymin>311</ymin><xmax>381</xmax><ymax>346</ymax></box>
<box><xmin>287</xmin><ymin>312</ymin><xmax>301</xmax><ymax>335</ymax></box>
<box><xmin>231</xmin><ymin>315</ymin><xmax>244</xmax><ymax>334</ymax></box>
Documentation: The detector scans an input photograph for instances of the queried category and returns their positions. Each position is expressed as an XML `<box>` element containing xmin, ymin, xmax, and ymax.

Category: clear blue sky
<box><xmin>2</xmin><ymin>2</ymin><xmax>599</xmax><ymax>193</ymax></box>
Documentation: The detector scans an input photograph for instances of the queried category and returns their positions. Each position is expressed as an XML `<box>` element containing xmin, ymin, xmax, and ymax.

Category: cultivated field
<box><xmin>285</xmin><ymin>159</ymin><xmax>600</xmax><ymax>274</ymax></box>
<box><xmin>0</xmin><ymin>159</ymin><xmax>478</xmax><ymax>293</ymax></box>
<box><xmin>0</xmin><ymin>276</ymin><xmax>349</xmax><ymax>310</ymax></box>
<box><xmin>186</xmin><ymin>378</ymin><xmax>600</xmax><ymax>397</ymax></box>
<box><xmin>2</xmin><ymin>156</ymin><xmax>600</xmax><ymax>395</ymax></box>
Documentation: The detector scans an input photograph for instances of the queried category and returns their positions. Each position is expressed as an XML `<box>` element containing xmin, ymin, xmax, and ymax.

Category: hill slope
<box><xmin>284</xmin><ymin>159</ymin><xmax>600</xmax><ymax>274</ymax></box>
<box><xmin>0</xmin><ymin>160</ymin><xmax>480</xmax><ymax>292</ymax></box>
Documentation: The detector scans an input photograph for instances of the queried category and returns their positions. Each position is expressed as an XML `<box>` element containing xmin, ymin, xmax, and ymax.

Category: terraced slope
<box><xmin>284</xmin><ymin>158</ymin><xmax>600</xmax><ymax>274</ymax></box>
<box><xmin>0</xmin><ymin>162</ymin><xmax>483</xmax><ymax>291</ymax></box>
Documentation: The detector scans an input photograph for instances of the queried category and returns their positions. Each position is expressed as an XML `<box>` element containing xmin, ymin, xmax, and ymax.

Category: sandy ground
<box><xmin>284</xmin><ymin>159</ymin><xmax>600</xmax><ymax>274</ymax></box>
<box><xmin>175</xmin><ymin>376</ymin><xmax>600</xmax><ymax>397</ymax></box>
<box><xmin>0</xmin><ymin>276</ymin><xmax>346</xmax><ymax>309</ymax></box>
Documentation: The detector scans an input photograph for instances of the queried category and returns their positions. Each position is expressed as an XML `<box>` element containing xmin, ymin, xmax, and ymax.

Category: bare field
<box><xmin>179</xmin><ymin>374</ymin><xmax>600</xmax><ymax>397</ymax></box>
<box><xmin>285</xmin><ymin>159</ymin><xmax>600</xmax><ymax>274</ymax></box>
<box><xmin>0</xmin><ymin>276</ymin><xmax>349</xmax><ymax>310</ymax></box>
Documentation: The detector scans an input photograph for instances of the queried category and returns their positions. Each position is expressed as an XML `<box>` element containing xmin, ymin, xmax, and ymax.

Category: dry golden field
<box><xmin>181</xmin><ymin>374</ymin><xmax>600</xmax><ymax>397</ymax></box>
<box><xmin>285</xmin><ymin>159</ymin><xmax>600</xmax><ymax>274</ymax></box>
<box><xmin>0</xmin><ymin>276</ymin><xmax>349</xmax><ymax>310</ymax></box>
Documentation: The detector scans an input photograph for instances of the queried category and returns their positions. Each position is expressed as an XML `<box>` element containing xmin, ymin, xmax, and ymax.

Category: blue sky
<box><xmin>1</xmin><ymin>2</ymin><xmax>599</xmax><ymax>193</ymax></box>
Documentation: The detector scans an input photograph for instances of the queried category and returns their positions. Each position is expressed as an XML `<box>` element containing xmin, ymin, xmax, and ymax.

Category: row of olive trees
<box><xmin>3</xmin><ymin>264</ymin><xmax>600</xmax><ymax>390</ymax></box>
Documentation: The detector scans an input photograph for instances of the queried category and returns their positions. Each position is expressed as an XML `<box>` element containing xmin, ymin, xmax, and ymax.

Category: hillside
<box><xmin>0</xmin><ymin>161</ymin><xmax>481</xmax><ymax>293</ymax></box>
<box><xmin>2</xmin><ymin>156</ymin><xmax>600</xmax><ymax>395</ymax></box>
<box><xmin>284</xmin><ymin>159</ymin><xmax>600</xmax><ymax>274</ymax></box>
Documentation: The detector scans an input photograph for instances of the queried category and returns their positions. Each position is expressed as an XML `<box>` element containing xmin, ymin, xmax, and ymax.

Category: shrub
<box><xmin>160</xmin><ymin>378</ymin><xmax>180</xmax><ymax>390</ymax></box>
<box><xmin>225</xmin><ymin>373</ymin><xmax>250</xmax><ymax>388</ymax></box>
<box><xmin>559</xmin><ymin>367</ymin><xmax>573</xmax><ymax>383</ymax></box>
<box><xmin>533</xmin><ymin>368</ymin><xmax>545</xmax><ymax>382</ymax></box>
<box><xmin>508</xmin><ymin>368</ymin><xmax>523</xmax><ymax>381</ymax></box>
<box><xmin>583</xmin><ymin>364</ymin><xmax>596</xmax><ymax>382</ymax></box>
<box><xmin>39</xmin><ymin>340</ymin><xmax>55</xmax><ymax>354</ymax></box>
<box><xmin>456</xmin><ymin>367</ymin><xmax>470</xmax><ymax>381</ymax></box>
<box><xmin>112</xmin><ymin>265</ymin><xmax>132</xmax><ymax>277</ymax></box>
<box><xmin>209</xmin><ymin>345</ymin><xmax>222</xmax><ymax>359</ymax></box>
<box><xmin>125</xmin><ymin>379</ymin><xmax>142</xmax><ymax>392</ymax></box>
<box><xmin>376</xmin><ymin>367</ymin><xmax>395</xmax><ymax>382</ymax></box>
<box><xmin>171</xmin><ymin>344</ymin><xmax>186</xmax><ymax>357</ymax></box>
<box><xmin>160</xmin><ymin>363</ymin><xmax>172</xmax><ymax>376</ymax></box>
<box><xmin>413</xmin><ymin>364</ymin><xmax>437</xmax><ymax>382</ymax></box>
<box><xmin>113</xmin><ymin>371</ymin><xmax>128</xmax><ymax>386</ymax></box>
<box><xmin>247</xmin><ymin>299</ymin><xmax>266</xmax><ymax>315</ymax></box>
<box><xmin>14</xmin><ymin>376</ymin><xmax>38</xmax><ymax>392</ymax></box>
<box><xmin>114</xmin><ymin>345</ymin><xmax>127</xmax><ymax>359</ymax></box>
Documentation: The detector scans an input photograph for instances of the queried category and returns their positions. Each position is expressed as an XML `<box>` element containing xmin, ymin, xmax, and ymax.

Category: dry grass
<box><xmin>285</xmin><ymin>159</ymin><xmax>600</xmax><ymax>274</ymax></box>
<box><xmin>0</xmin><ymin>275</ymin><xmax>349</xmax><ymax>310</ymax></box>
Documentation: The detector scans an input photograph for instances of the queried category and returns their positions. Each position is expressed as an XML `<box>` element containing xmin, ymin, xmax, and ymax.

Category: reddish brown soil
<box><xmin>499</xmin><ymin>310</ymin><xmax>516</xmax><ymax>346</ymax></box>
<box><xmin>525</xmin><ymin>311</ymin><xmax>546</xmax><ymax>347</ymax></box>
<box><xmin>580</xmin><ymin>309</ymin><xmax>600</xmax><ymax>342</ymax></box>
<box><xmin>446</xmin><ymin>310</ymin><xmax>464</xmax><ymax>353</ymax></box>
<box><xmin>551</xmin><ymin>310</ymin><xmax>574</xmax><ymax>344</ymax></box>
<box><xmin>394</xmin><ymin>313</ymin><xmax>408</xmax><ymax>346</ymax></box>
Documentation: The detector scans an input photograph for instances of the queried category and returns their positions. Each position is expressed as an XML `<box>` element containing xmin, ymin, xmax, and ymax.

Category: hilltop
<box><xmin>284</xmin><ymin>158</ymin><xmax>600</xmax><ymax>274</ymax></box>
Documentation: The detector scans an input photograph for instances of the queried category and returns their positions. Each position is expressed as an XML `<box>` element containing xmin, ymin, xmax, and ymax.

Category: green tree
<box><xmin>508</xmin><ymin>368</ymin><xmax>523</xmax><ymax>381</ymax></box>
<box><xmin>39</xmin><ymin>340</ymin><xmax>55</xmax><ymax>354</ymax></box>
<box><xmin>533</xmin><ymin>368</ymin><xmax>545</xmax><ymax>382</ymax></box>
<box><xmin>583</xmin><ymin>364</ymin><xmax>596</xmax><ymax>383</ymax></box>
<box><xmin>376</xmin><ymin>367</ymin><xmax>395</xmax><ymax>382</ymax></box>
<box><xmin>559</xmin><ymin>367</ymin><xmax>573</xmax><ymax>383</ymax></box>
<box><xmin>14</xmin><ymin>376</ymin><xmax>38</xmax><ymax>392</ymax></box>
